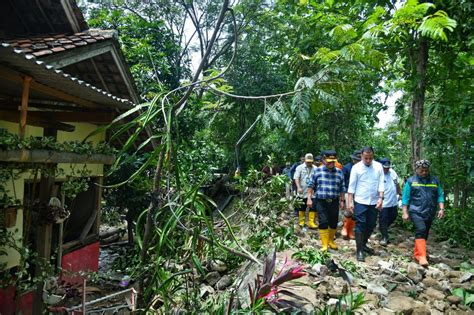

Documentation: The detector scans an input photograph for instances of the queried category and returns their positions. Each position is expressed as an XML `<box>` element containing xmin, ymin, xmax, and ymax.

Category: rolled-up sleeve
<box><xmin>378</xmin><ymin>169</ymin><xmax>384</xmax><ymax>193</ymax></box>
<box><xmin>348</xmin><ymin>167</ymin><xmax>357</xmax><ymax>194</ymax></box>
<box><xmin>339</xmin><ymin>172</ymin><xmax>346</xmax><ymax>193</ymax></box>
<box><xmin>307</xmin><ymin>173</ymin><xmax>316</xmax><ymax>190</ymax></box>
<box><xmin>402</xmin><ymin>181</ymin><xmax>411</xmax><ymax>206</ymax></box>
<box><xmin>437</xmin><ymin>184</ymin><xmax>445</xmax><ymax>203</ymax></box>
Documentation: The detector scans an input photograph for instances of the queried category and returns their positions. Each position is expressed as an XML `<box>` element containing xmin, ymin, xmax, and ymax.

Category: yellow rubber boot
<box><xmin>298</xmin><ymin>211</ymin><xmax>305</xmax><ymax>227</ymax></box>
<box><xmin>328</xmin><ymin>229</ymin><xmax>338</xmax><ymax>250</ymax></box>
<box><xmin>308</xmin><ymin>211</ymin><xmax>318</xmax><ymax>229</ymax></box>
<box><xmin>319</xmin><ymin>229</ymin><xmax>329</xmax><ymax>251</ymax></box>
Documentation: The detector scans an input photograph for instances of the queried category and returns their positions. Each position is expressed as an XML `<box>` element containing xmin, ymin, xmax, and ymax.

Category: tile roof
<box><xmin>3</xmin><ymin>29</ymin><xmax>116</xmax><ymax>58</ymax></box>
<box><xmin>0</xmin><ymin>43</ymin><xmax>133</xmax><ymax>109</ymax></box>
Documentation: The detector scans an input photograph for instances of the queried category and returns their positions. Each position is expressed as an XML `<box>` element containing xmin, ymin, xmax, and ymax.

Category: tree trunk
<box><xmin>410</xmin><ymin>37</ymin><xmax>429</xmax><ymax>169</ymax></box>
<box><xmin>460</xmin><ymin>186</ymin><xmax>468</xmax><ymax>211</ymax></box>
<box><xmin>453</xmin><ymin>184</ymin><xmax>460</xmax><ymax>209</ymax></box>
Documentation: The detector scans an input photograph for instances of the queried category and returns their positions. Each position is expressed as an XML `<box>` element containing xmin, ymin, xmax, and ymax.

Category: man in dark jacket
<box><xmin>402</xmin><ymin>159</ymin><xmax>445</xmax><ymax>267</ymax></box>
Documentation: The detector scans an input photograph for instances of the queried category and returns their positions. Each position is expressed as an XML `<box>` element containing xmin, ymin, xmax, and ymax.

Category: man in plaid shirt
<box><xmin>307</xmin><ymin>150</ymin><xmax>346</xmax><ymax>251</ymax></box>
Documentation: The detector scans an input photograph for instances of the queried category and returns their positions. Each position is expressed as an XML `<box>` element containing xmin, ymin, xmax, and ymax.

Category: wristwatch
<box><xmin>378</xmin><ymin>196</ymin><xmax>384</xmax><ymax>200</ymax></box>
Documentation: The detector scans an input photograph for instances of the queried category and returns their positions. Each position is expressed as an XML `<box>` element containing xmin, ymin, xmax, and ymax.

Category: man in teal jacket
<box><xmin>402</xmin><ymin>160</ymin><xmax>445</xmax><ymax>267</ymax></box>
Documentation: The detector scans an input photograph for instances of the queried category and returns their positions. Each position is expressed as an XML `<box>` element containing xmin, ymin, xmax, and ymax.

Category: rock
<box><xmin>216</xmin><ymin>275</ymin><xmax>233</xmax><ymax>290</ymax></box>
<box><xmin>200</xmin><ymin>284</ymin><xmax>215</xmax><ymax>298</ymax></box>
<box><xmin>425</xmin><ymin>287</ymin><xmax>445</xmax><ymax>300</ymax></box>
<box><xmin>367</xmin><ymin>282</ymin><xmax>389</xmax><ymax>296</ymax></box>
<box><xmin>386</xmin><ymin>296</ymin><xmax>416</xmax><ymax>314</ymax></box>
<box><xmin>328</xmin><ymin>284</ymin><xmax>344</xmax><ymax>298</ymax></box>
<box><xmin>312</xmin><ymin>263</ymin><xmax>329</xmax><ymax>276</ymax></box>
<box><xmin>435</xmin><ymin>262</ymin><xmax>452</xmax><ymax>272</ymax></box>
<box><xmin>433</xmin><ymin>300</ymin><xmax>446</xmax><ymax>312</ymax></box>
<box><xmin>327</xmin><ymin>298</ymin><xmax>339</xmax><ymax>306</ymax></box>
<box><xmin>205</xmin><ymin>271</ymin><xmax>221</xmax><ymax>286</ymax></box>
<box><xmin>378</xmin><ymin>260</ymin><xmax>394</xmax><ymax>270</ymax></box>
<box><xmin>394</xmin><ymin>273</ymin><xmax>407</xmax><ymax>282</ymax></box>
<box><xmin>407</xmin><ymin>263</ymin><xmax>424</xmax><ymax>283</ymax></box>
<box><xmin>412</xmin><ymin>305</ymin><xmax>431</xmax><ymax>315</ymax></box>
<box><xmin>209</xmin><ymin>260</ymin><xmax>227</xmax><ymax>273</ymax></box>
<box><xmin>458</xmin><ymin>272</ymin><xmax>472</xmax><ymax>283</ymax></box>
<box><xmin>447</xmin><ymin>271</ymin><xmax>462</xmax><ymax>279</ymax></box>
<box><xmin>364</xmin><ymin>293</ymin><xmax>379</xmax><ymax>306</ymax></box>
<box><xmin>426</xmin><ymin>267</ymin><xmax>444</xmax><ymax>280</ymax></box>
<box><xmin>446</xmin><ymin>295</ymin><xmax>462</xmax><ymax>305</ymax></box>
<box><xmin>422</xmin><ymin>277</ymin><xmax>437</xmax><ymax>288</ymax></box>
<box><xmin>312</xmin><ymin>263</ymin><xmax>323</xmax><ymax>273</ymax></box>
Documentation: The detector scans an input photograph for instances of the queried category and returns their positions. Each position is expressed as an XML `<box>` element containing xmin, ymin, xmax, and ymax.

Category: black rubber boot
<box><xmin>379</xmin><ymin>228</ymin><xmax>389</xmax><ymax>246</ymax></box>
<box><xmin>355</xmin><ymin>233</ymin><xmax>365</xmax><ymax>262</ymax></box>
<box><xmin>363</xmin><ymin>233</ymin><xmax>375</xmax><ymax>255</ymax></box>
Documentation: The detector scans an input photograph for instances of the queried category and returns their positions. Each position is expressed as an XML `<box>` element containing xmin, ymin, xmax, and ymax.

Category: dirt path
<box><xmin>267</xmin><ymin>214</ymin><xmax>474</xmax><ymax>314</ymax></box>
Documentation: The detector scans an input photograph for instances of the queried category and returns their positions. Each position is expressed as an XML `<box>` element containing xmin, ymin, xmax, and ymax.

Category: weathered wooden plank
<box><xmin>0</xmin><ymin>150</ymin><xmax>115</xmax><ymax>165</ymax></box>
<box><xmin>0</xmin><ymin>110</ymin><xmax>114</xmax><ymax>124</ymax></box>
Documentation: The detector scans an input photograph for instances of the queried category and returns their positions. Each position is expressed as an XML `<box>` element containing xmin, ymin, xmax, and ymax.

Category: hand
<box><xmin>307</xmin><ymin>199</ymin><xmax>313</xmax><ymax>208</ymax></box>
<box><xmin>376</xmin><ymin>199</ymin><xmax>383</xmax><ymax>210</ymax></box>
<box><xmin>339</xmin><ymin>200</ymin><xmax>345</xmax><ymax>210</ymax></box>
<box><xmin>402</xmin><ymin>211</ymin><xmax>409</xmax><ymax>221</ymax></box>
<box><xmin>348</xmin><ymin>204</ymin><xmax>354</xmax><ymax>213</ymax></box>
<box><xmin>297</xmin><ymin>187</ymin><xmax>303</xmax><ymax>194</ymax></box>
<box><xmin>437</xmin><ymin>209</ymin><xmax>445</xmax><ymax>219</ymax></box>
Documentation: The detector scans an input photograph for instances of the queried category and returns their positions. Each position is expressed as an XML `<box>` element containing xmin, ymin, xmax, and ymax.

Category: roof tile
<box><xmin>32</xmin><ymin>49</ymin><xmax>53</xmax><ymax>57</ymax></box>
<box><xmin>51</xmin><ymin>47</ymin><xmax>66</xmax><ymax>53</ymax></box>
<box><xmin>2</xmin><ymin>30</ymin><xmax>113</xmax><ymax>57</ymax></box>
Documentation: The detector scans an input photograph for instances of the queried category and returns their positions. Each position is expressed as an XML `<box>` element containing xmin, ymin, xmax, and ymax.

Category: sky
<box><xmin>376</xmin><ymin>91</ymin><xmax>402</xmax><ymax>129</ymax></box>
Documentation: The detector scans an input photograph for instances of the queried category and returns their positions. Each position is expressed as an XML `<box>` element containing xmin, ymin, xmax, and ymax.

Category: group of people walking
<box><xmin>290</xmin><ymin>147</ymin><xmax>445</xmax><ymax>266</ymax></box>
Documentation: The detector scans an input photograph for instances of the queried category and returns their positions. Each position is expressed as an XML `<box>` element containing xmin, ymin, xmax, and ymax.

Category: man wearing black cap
<box><xmin>402</xmin><ymin>159</ymin><xmax>445</xmax><ymax>267</ymax></box>
<box><xmin>307</xmin><ymin>150</ymin><xmax>346</xmax><ymax>251</ymax></box>
<box><xmin>347</xmin><ymin>147</ymin><xmax>384</xmax><ymax>262</ymax></box>
<box><xmin>378</xmin><ymin>158</ymin><xmax>402</xmax><ymax>246</ymax></box>
<box><xmin>341</xmin><ymin>150</ymin><xmax>362</xmax><ymax>240</ymax></box>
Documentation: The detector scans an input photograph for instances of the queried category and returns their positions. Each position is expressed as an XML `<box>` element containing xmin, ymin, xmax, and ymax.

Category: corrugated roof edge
<box><xmin>0</xmin><ymin>42</ymin><xmax>134</xmax><ymax>110</ymax></box>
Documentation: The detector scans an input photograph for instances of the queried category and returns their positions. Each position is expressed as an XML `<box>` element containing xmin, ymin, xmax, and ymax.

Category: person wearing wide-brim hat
<box><xmin>378</xmin><ymin>158</ymin><xmax>402</xmax><ymax>246</ymax></box>
<box><xmin>307</xmin><ymin>150</ymin><xmax>346</xmax><ymax>251</ymax></box>
<box><xmin>341</xmin><ymin>150</ymin><xmax>362</xmax><ymax>240</ymax></box>
<box><xmin>402</xmin><ymin>159</ymin><xmax>445</xmax><ymax>267</ymax></box>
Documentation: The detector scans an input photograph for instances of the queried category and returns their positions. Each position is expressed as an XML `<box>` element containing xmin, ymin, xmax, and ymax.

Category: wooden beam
<box><xmin>19</xmin><ymin>75</ymin><xmax>32</xmax><ymax>139</ymax></box>
<box><xmin>40</xmin><ymin>41</ymin><xmax>112</xmax><ymax>69</ymax></box>
<box><xmin>33</xmin><ymin>129</ymin><xmax>56</xmax><ymax>315</ymax></box>
<box><xmin>0</xmin><ymin>150</ymin><xmax>116</xmax><ymax>165</ymax></box>
<box><xmin>0</xmin><ymin>65</ymin><xmax>102</xmax><ymax>109</ymax></box>
<box><xmin>91</xmin><ymin>58</ymin><xmax>111</xmax><ymax>93</ymax></box>
<box><xmin>0</xmin><ymin>110</ymin><xmax>115</xmax><ymax>124</ymax></box>
<box><xmin>1</xmin><ymin>111</ymin><xmax>76</xmax><ymax>132</ymax></box>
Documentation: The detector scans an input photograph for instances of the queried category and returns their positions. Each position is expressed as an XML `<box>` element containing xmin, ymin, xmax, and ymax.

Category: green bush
<box><xmin>433</xmin><ymin>207</ymin><xmax>474</xmax><ymax>249</ymax></box>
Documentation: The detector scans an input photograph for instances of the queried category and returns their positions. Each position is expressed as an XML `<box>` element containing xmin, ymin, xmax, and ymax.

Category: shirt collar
<box><xmin>323</xmin><ymin>166</ymin><xmax>336</xmax><ymax>172</ymax></box>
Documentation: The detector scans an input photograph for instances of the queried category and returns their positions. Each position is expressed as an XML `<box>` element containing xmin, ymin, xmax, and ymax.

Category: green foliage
<box><xmin>0</xmin><ymin>128</ymin><xmax>117</xmax><ymax>155</ymax></box>
<box><xmin>292</xmin><ymin>248</ymin><xmax>330</xmax><ymax>265</ymax></box>
<box><xmin>0</xmin><ymin>229</ymin><xmax>54</xmax><ymax>291</ymax></box>
<box><xmin>433</xmin><ymin>208</ymin><xmax>474</xmax><ymax>249</ymax></box>
<box><xmin>451</xmin><ymin>287</ymin><xmax>474</xmax><ymax>307</ymax></box>
<box><xmin>315</xmin><ymin>290</ymin><xmax>366</xmax><ymax>314</ymax></box>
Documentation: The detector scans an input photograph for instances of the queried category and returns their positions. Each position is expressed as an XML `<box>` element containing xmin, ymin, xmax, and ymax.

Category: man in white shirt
<box><xmin>347</xmin><ymin>147</ymin><xmax>384</xmax><ymax>262</ymax></box>
<box><xmin>378</xmin><ymin>158</ymin><xmax>402</xmax><ymax>246</ymax></box>
<box><xmin>294</xmin><ymin>153</ymin><xmax>318</xmax><ymax>228</ymax></box>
